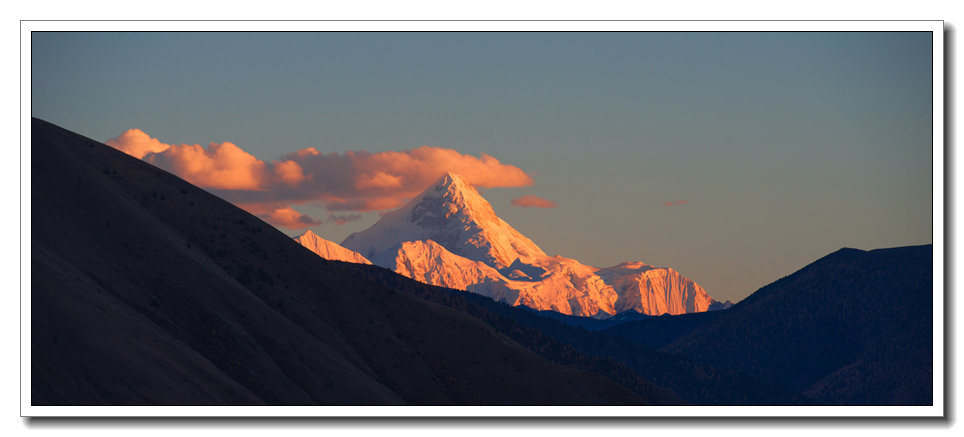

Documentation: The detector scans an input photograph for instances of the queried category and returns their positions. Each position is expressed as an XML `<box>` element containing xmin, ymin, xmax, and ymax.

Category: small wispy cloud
<box><xmin>236</xmin><ymin>203</ymin><xmax>323</xmax><ymax>230</ymax></box>
<box><xmin>327</xmin><ymin>214</ymin><xmax>362</xmax><ymax>226</ymax></box>
<box><xmin>661</xmin><ymin>200</ymin><xmax>689</xmax><ymax>207</ymax></box>
<box><xmin>511</xmin><ymin>195</ymin><xmax>558</xmax><ymax>208</ymax></box>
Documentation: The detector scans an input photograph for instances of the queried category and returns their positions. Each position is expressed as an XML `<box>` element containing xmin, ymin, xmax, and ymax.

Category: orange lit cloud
<box><xmin>234</xmin><ymin>144</ymin><xmax>534</xmax><ymax>213</ymax></box>
<box><xmin>662</xmin><ymin>200</ymin><xmax>689</xmax><ymax>206</ymax></box>
<box><xmin>511</xmin><ymin>195</ymin><xmax>558</xmax><ymax>208</ymax></box>
<box><xmin>273</xmin><ymin>160</ymin><xmax>308</xmax><ymax>188</ymax></box>
<box><xmin>354</xmin><ymin>171</ymin><xmax>403</xmax><ymax>190</ymax></box>
<box><xmin>106</xmin><ymin>130</ymin><xmax>308</xmax><ymax>192</ymax></box>
<box><xmin>107</xmin><ymin>129</ymin><xmax>534</xmax><ymax>229</ymax></box>
<box><xmin>147</xmin><ymin>142</ymin><xmax>269</xmax><ymax>191</ymax></box>
<box><xmin>106</xmin><ymin>129</ymin><xmax>170</xmax><ymax>159</ymax></box>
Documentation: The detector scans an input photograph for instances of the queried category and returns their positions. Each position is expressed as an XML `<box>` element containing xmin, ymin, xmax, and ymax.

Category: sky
<box><xmin>30</xmin><ymin>31</ymin><xmax>935</xmax><ymax>304</ymax></box>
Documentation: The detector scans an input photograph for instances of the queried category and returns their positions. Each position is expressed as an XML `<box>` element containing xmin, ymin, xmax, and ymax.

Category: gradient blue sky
<box><xmin>31</xmin><ymin>31</ymin><xmax>934</xmax><ymax>303</ymax></box>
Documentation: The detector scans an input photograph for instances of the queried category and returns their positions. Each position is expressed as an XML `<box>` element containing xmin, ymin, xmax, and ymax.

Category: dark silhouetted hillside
<box><xmin>603</xmin><ymin>311</ymin><xmax>725</xmax><ymax>350</ymax></box>
<box><xmin>337</xmin><ymin>262</ymin><xmax>812</xmax><ymax>406</ymax></box>
<box><xmin>31</xmin><ymin>117</ymin><xmax>667</xmax><ymax>406</ymax></box>
<box><xmin>526</xmin><ymin>308</ymin><xmax>652</xmax><ymax>331</ymax></box>
<box><xmin>661</xmin><ymin>245</ymin><xmax>933</xmax><ymax>405</ymax></box>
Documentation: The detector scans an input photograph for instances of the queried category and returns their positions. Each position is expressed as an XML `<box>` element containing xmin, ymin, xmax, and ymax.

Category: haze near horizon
<box><xmin>30</xmin><ymin>31</ymin><xmax>934</xmax><ymax>303</ymax></box>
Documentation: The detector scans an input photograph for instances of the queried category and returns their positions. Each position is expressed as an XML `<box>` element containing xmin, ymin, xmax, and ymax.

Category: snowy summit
<box><xmin>295</xmin><ymin>172</ymin><xmax>728</xmax><ymax>318</ymax></box>
<box><xmin>341</xmin><ymin>172</ymin><xmax>545</xmax><ymax>269</ymax></box>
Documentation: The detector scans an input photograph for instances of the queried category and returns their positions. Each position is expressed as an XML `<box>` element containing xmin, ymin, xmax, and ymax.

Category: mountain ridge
<box><xmin>293</xmin><ymin>230</ymin><xmax>371</xmax><ymax>264</ymax></box>
<box><xmin>656</xmin><ymin>245</ymin><xmax>933</xmax><ymax>405</ymax></box>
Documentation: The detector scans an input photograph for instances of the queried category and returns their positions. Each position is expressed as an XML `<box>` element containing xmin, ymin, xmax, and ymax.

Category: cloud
<box><xmin>147</xmin><ymin>142</ymin><xmax>270</xmax><ymax>191</ymax></box>
<box><xmin>354</xmin><ymin>171</ymin><xmax>403</xmax><ymax>190</ymax></box>
<box><xmin>511</xmin><ymin>194</ymin><xmax>558</xmax><ymax>208</ymax></box>
<box><xmin>107</xmin><ymin>130</ymin><xmax>308</xmax><ymax>191</ymax></box>
<box><xmin>106</xmin><ymin>129</ymin><xmax>170</xmax><ymax>159</ymax></box>
<box><xmin>327</xmin><ymin>214</ymin><xmax>362</xmax><ymax>226</ymax></box>
<box><xmin>273</xmin><ymin>160</ymin><xmax>308</xmax><ymax>188</ymax></box>
<box><xmin>661</xmin><ymin>200</ymin><xmax>689</xmax><ymax>206</ymax></box>
<box><xmin>278</xmin><ymin>146</ymin><xmax>534</xmax><ymax>212</ymax></box>
<box><xmin>107</xmin><ymin>130</ymin><xmax>534</xmax><ymax>229</ymax></box>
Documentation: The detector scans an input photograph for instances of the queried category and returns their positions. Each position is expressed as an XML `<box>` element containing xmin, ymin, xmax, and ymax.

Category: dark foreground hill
<box><xmin>30</xmin><ymin>117</ymin><xmax>675</xmax><ymax>406</ymax></box>
<box><xmin>527</xmin><ymin>309</ymin><xmax>653</xmax><ymax>332</ymax></box>
<box><xmin>652</xmin><ymin>245</ymin><xmax>933</xmax><ymax>405</ymax></box>
<box><xmin>336</xmin><ymin>262</ymin><xmax>812</xmax><ymax>406</ymax></box>
<box><xmin>603</xmin><ymin>311</ymin><xmax>724</xmax><ymax>350</ymax></box>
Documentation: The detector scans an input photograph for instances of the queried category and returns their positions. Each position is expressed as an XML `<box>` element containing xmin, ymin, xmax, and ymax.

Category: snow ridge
<box><xmin>293</xmin><ymin>230</ymin><xmax>371</xmax><ymax>265</ymax></box>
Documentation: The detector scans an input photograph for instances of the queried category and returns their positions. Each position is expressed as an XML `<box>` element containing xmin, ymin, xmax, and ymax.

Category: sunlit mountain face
<box><xmin>295</xmin><ymin>173</ymin><xmax>730</xmax><ymax>318</ymax></box>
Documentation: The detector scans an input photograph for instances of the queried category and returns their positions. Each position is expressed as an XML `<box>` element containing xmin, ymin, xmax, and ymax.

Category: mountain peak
<box><xmin>341</xmin><ymin>172</ymin><xmax>545</xmax><ymax>268</ymax></box>
<box><xmin>423</xmin><ymin>172</ymin><xmax>477</xmax><ymax>203</ymax></box>
<box><xmin>338</xmin><ymin>170</ymin><xmax>723</xmax><ymax>317</ymax></box>
<box><xmin>440</xmin><ymin>172</ymin><xmax>468</xmax><ymax>186</ymax></box>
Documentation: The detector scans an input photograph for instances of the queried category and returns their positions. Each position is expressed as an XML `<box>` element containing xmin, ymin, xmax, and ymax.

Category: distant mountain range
<box><xmin>296</xmin><ymin>172</ymin><xmax>731</xmax><ymax>318</ymax></box>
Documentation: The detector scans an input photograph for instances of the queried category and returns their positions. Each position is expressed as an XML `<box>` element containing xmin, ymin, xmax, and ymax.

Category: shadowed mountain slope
<box><xmin>335</xmin><ymin>262</ymin><xmax>812</xmax><ymax>406</ymax></box>
<box><xmin>603</xmin><ymin>311</ymin><xmax>725</xmax><ymax>350</ymax></box>
<box><xmin>30</xmin><ymin>117</ymin><xmax>667</xmax><ymax>406</ymax></box>
<box><xmin>528</xmin><ymin>309</ymin><xmax>653</xmax><ymax>332</ymax></box>
<box><xmin>659</xmin><ymin>245</ymin><xmax>933</xmax><ymax>405</ymax></box>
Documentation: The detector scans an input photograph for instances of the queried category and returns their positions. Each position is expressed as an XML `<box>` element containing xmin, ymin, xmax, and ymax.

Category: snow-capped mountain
<box><xmin>371</xmin><ymin>239</ymin><xmax>510</xmax><ymax>294</ymax></box>
<box><xmin>341</xmin><ymin>173</ymin><xmax>545</xmax><ymax>269</ymax></box>
<box><xmin>293</xmin><ymin>230</ymin><xmax>372</xmax><ymax>264</ymax></box>
<box><xmin>595</xmin><ymin>262</ymin><xmax>717</xmax><ymax>315</ymax></box>
<box><xmin>331</xmin><ymin>172</ymin><xmax>727</xmax><ymax>318</ymax></box>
